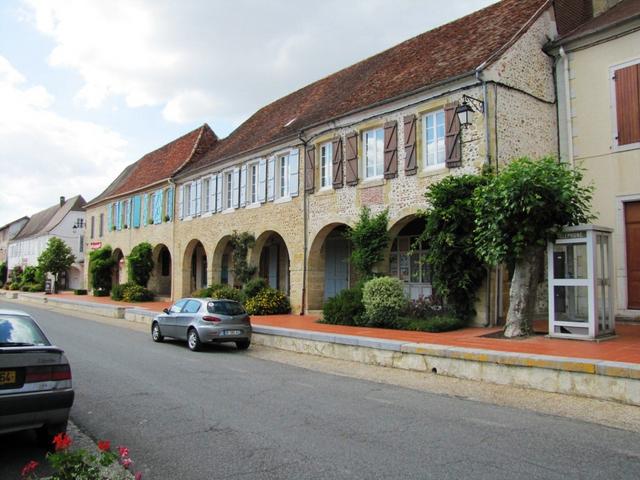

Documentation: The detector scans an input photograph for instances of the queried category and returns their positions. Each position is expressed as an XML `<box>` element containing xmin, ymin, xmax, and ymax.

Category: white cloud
<box><xmin>22</xmin><ymin>0</ymin><xmax>498</xmax><ymax>128</ymax></box>
<box><xmin>0</xmin><ymin>55</ymin><xmax>128</xmax><ymax>225</ymax></box>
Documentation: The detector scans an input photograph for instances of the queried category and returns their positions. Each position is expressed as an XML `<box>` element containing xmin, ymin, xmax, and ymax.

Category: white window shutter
<box><xmin>258</xmin><ymin>158</ymin><xmax>267</xmax><ymax>203</ymax></box>
<box><xmin>289</xmin><ymin>148</ymin><xmax>299</xmax><ymax>197</ymax></box>
<box><xmin>267</xmin><ymin>156</ymin><xmax>275</xmax><ymax>201</ymax></box>
<box><xmin>216</xmin><ymin>174</ymin><xmax>223</xmax><ymax>212</ymax></box>
<box><xmin>240</xmin><ymin>164</ymin><xmax>247</xmax><ymax>207</ymax></box>
<box><xmin>195</xmin><ymin>179</ymin><xmax>202</xmax><ymax>216</ymax></box>
<box><xmin>232</xmin><ymin>167</ymin><xmax>240</xmax><ymax>209</ymax></box>
<box><xmin>209</xmin><ymin>175</ymin><xmax>216</xmax><ymax>212</ymax></box>
<box><xmin>178</xmin><ymin>186</ymin><xmax>184</xmax><ymax>219</ymax></box>
<box><xmin>189</xmin><ymin>181</ymin><xmax>197</xmax><ymax>216</ymax></box>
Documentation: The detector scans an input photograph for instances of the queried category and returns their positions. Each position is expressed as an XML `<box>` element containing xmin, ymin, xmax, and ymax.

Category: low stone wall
<box><xmin>45</xmin><ymin>297</ymin><xmax>126</xmax><ymax>319</ymax></box>
<box><xmin>124</xmin><ymin>308</ymin><xmax>156</xmax><ymax>325</ymax></box>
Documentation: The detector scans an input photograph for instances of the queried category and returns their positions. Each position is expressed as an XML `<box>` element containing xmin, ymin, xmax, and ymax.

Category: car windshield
<box><xmin>207</xmin><ymin>301</ymin><xmax>246</xmax><ymax>316</ymax></box>
<box><xmin>0</xmin><ymin>316</ymin><xmax>50</xmax><ymax>346</ymax></box>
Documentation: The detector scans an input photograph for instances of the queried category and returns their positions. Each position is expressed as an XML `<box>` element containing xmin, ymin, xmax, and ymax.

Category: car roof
<box><xmin>0</xmin><ymin>309</ymin><xmax>31</xmax><ymax>317</ymax></box>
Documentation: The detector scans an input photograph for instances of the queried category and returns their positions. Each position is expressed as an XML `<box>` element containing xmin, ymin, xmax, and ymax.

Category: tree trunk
<box><xmin>504</xmin><ymin>245</ymin><xmax>544</xmax><ymax>338</ymax></box>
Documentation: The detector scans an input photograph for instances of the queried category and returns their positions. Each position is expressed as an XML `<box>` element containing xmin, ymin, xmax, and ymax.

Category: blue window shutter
<box><xmin>142</xmin><ymin>194</ymin><xmax>148</xmax><ymax>226</ymax></box>
<box><xmin>289</xmin><ymin>148</ymin><xmax>299</xmax><ymax>197</ymax></box>
<box><xmin>116</xmin><ymin>201</ymin><xmax>122</xmax><ymax>230</ymax></box>
<box><xmin>132</xmin><ymin>196</ymin><xmax>141</xmax><ymax>228</ymax></box>
<box><xmin>167</xmin><ymin>187</ymin><xmax>174</xmax><ymax>221</ymax></box>
<box><xmin>107</xmin><ymin>204</ymin><xmax>112</xmax><ymax>231</ymax></box>
<box><xmin>267</xmin><ymin>156</ymin><xmax>275</xmax><ymax>201</ymax></box>
<box><xmin>154</xmin><ymin>189</ymin><xmax>163</xmax><ymax>224</ymax></box>
<box><xmin>126</xmin><ymin>199</ymin><xmax>131</xmax><ymax>227</ymax></box>
<box><xmin>258</xmin><ymin>159</ymin><xmax>266</xmax><ymax>203</ymax></box>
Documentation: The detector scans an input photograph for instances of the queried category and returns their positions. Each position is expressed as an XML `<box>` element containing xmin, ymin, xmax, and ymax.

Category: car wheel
<box><xmin>36</xmin><ymin>421</ymin><xmax>68</xmax><ymax>449</ymax></box>
<box><xmin>151</xmin><ymin>322</ymin><xmax>164</xmax><ymax>342</ymax></box>
<box><xmin>236</xmin><ymin>339</ymin><xmax>251</xmax><ymax>350</ymax></box>
<box><xmin>187</xmin><ymin>328</ymin><xmax>202</xmax><ymax>351</ymax></box>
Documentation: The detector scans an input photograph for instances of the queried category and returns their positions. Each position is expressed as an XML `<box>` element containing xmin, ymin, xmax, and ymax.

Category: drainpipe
<box><xmin>168</xmin><ymin>178</ymin><xmax>176</xmax><ymax>301</ymax></box>
<box><xmin>298</xmin><ymin>132</ymin><xmax>308</xmax><ymax>315</ymax></box>
<box><xmin>559</xmin><ymin>47</ymin><xmax>575</xmax><ymax>167</ymax></box>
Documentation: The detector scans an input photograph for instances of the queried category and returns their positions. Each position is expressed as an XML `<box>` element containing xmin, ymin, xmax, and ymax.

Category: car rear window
<box><xmin>207</xmin><ymin>301</ymin><xmax>246</xmax><ymax>316</ymax></box>
<box><xmin>0</xmin><ymin>316</ymin><xmax>50</xmax><ymax>346</ymax></box>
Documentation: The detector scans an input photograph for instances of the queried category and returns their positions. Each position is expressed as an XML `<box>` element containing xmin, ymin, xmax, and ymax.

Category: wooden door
<box><xmin>625</xmin><ymin>202</ymin><xmax>640</xmax><ymax>309</ymax></box>
<box><xmin>324</xmin><ymin>238</ymin><xmax>349</xmax><ymax>300</ymax></box>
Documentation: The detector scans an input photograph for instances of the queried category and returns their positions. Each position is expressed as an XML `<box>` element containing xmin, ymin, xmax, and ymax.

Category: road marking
<box><xmin>224</xmin><ymin>366</ymin><xmax>249</xmax><ymax>374</ymax></box>
<box><xmin>292</xmin><ymin>381</ymin><xmax>314</xmax><ymax>388</ymax></box>
<box><xmin>365</xmin><ymin>397</ymin><xmax>394</xmax><ymax>405</ymax></box>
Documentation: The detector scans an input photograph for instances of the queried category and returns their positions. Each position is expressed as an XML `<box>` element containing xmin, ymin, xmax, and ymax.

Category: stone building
<box><xmin>550</xmin><ymin>0</ymin><xmax>640</xmax><ymax>319</ymax></box>
<box><xmin>0</xmin><ymin>216</ymin><xmax>29</xmax><ymax>265</ymax></box>
<box><xmin>86</xmin><ymin>0</ymin><xmax>561</xmax><ymax>324</ymax></box>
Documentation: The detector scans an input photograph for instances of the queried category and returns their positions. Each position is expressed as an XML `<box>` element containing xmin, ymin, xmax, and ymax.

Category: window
<box><xmin>423</xmin><ymin>110</ymin><xmax>445</xmax><ymax>168</ymax></box>
<box><xmin>320</xmin><ymin>142</ymin><xmax>332</xmax><ymax>188</ymax></box>
<box><xmin>389</xmin><ymin>237</ymin><xmax>431</xmax><ymax>284</ymax></box>
<box><xmin>278</xmin><ymin>154</ymin><xmax>289</xmax><ymax>197</ymax></box>
<box><xmin>363</xmin><ymin>128</ymin><xmax>384</xmax><ymax>178</ymax></box>
<box><xmin>79</xmin><ymin>235</ymin><xmax>84</xmax><ymax>253</ymax></box>
<box><xmin>99</xmin><ymin>213</ymin><xmax>104</xmax><ymax>237</ymax></box>
<box><xmin>250</xmin><ymin>163</ymin><xmax>259</xmax><ymax>203</ymax></box>
<box><xmin>183</xmin><ymin>184</ymin><xmax>192</xmax><ymax>217</ymax></box>
<box><xmin>90</xmin><ymin>216</ymin><xmax>95</xmax><ymax>239</ymax></box>
<box><xmin>226</xmin><ymin>172</ymin><xmax>233</xmax><ymax>209</ymax></box>
<box><xmin>613</xmin><ymin>62</ymin><xmax>640</xmax><ymax>147</ymax></box>
<box><xmin>203</xmin><ymin>178</ymin><xmax>210</xmax><ymax>212</ymax></box>
<box><xmin>169</xmin><ymin>299</ymin><xmax>188</xmax><ymax>314</ymax></box>
<box><xmin>183</xmin><ymin>300</ymin><xmax>201</xmax><ymax>314</ymax></box>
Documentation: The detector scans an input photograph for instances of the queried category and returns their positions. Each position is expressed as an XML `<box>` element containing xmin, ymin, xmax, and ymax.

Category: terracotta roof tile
<box><xmin>181</xmin><ymin>0</ymin><xmax>549</xmax><ymax>175</ymax></box>
<box><xmin>556</xmin><ymin>0</ymin><xmax>640</xmax><ymax>41</ymax></box>
<box><xmin>14</xmin><ymin>195</ymin><xmax>86</xmax><ymax>240</ymax></box>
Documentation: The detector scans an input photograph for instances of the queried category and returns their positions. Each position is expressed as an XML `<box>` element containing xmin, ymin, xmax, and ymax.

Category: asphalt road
<box><xmin>2</xmin><ymin>302</ymin><xmax>640</xmax><ymax>480</ymax></box>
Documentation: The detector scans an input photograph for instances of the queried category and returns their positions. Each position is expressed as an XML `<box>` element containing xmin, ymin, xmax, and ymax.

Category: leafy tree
<box><xmin>346</xmin><ymin>207</ymin><xmax>390</xmax><ymax>280</ymax></box>
<box><xmin>417</xmin><ymin>173</ymin><xmax>489</xmax><ymax>320</ymax></box>
<box><xmin>37</xmin><ymin>237</ymin><xmax>75</xmax><ymax>289</ymax></box>
<box><xmin>0</xmin><ymin>261</ymin><xmax>7</xmax><ymax>284</ymax></box>
<box><xmin>89</xmin><ymin>246</ymin><xmax>115</xmax><ymax>294</ymax></box>
<box><xmin>127</xmin><ymin>242</ymin><xmax>154</xmax><ymax>287</ymax></box>
<box><xmin>474</xmin><ymin>157</ymin><xmax>593</xmax><ymax>337</ymax></box>
<box><xmin>230</xmin><ymin>231</ymin><xmax>256</xmax><ymax>285</ymax></box>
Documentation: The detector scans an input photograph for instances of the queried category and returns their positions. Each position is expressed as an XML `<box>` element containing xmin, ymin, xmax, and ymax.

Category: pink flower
<box><xmin>21</xmin><ymin>460</ymin><xmax>38</xmax><ymax>477</ymax></box>
<box><xmin>118</xmin><ymin>446</ymin><xmax>130</xmax><ymax>458</ymax></box>
<box><xmin>135</xmin><ymin>472</ymin><xmax>143</xmax><ymax>480</ymax></box>
<box><xmin>122</xmin><ymin>458</ymin><xmax>132</xmax><ymax>469</ymax></box>
<box><xmin>97</xmin><ymin>440</ymin><xmax>111</xmax><ymax>452</ymax></box>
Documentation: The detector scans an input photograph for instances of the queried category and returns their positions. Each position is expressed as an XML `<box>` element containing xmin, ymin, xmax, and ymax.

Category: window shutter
<box><xmin>132</xmin><ymin>196</ymin><xmax>141</xmax><ymax>228</ymax></box>
<box><xmin>615</xmin><ymin>64</ymin><xmax>640</xmax><ymax>146</ymax></box>
<box><xmin>267</xmin><ymin>156</ymin><xmax>275</xmax><ymax>200</ymax></box>
<box><xmin>214</xmin><ymin>174</ymin><xmax>222</xmax><ymax>212</ymax></box>
<box><xmin>177</xmin><ymin>187</ymin><xmax>183</xmax><ymax>220</ymax></box>
<box><xmin>107</xmin><ymin>204</ymin><xmax>112</xmax><ymax>231</ymax></box>
<box><xmin>345</xmin><ymin>133</ymin><xmax>358</xmax><ymax>186</ymax></box>
<box><xmin>332</xmin><ymin>137</ymin><xmax>343</xmax><ymax>188</ymax></box>
<box><xmin>289</xmin><ymin>147</ymin><xmax>300</xmax><ymax>197</ymax></box>
<box><xmin>445</xmin><ymin>103</ymin><xmax>462</xmax><ymax>168</ymax></box>
<box><xmin>384</xmin><ymin>121</ymin><xmax>398</xmax><ymax>179</ymax></box>
<box><xmin>404</xmin><ymin>115</ymin><xmax>417</xmax><ymax>175</ymax></box>
<box><xmin>305</xmin><ymin>146</ymin><xmax>315</xmax><ymax>193</ymax></box>
<box><xmin>154</xmin><ymin>189</ymin><xmax>163</xmax><ymax>224</ymax></box>
<box><xmin>189</xmin><ymin>181</ymin><xmax>196</xmax><ymax>216</ymax></box>
<box><xmin>167</xmin><ymin>187</ymin><xmax>174</xmax><ymax>220</ymax></box>
<box><xmin>116</xmin><ymin>201</ymin><xmax>122</xmax><ymax>230</ymax></box>
<box><xmin>208</xmin><ymin>175</ymin><xmax>216</xmax><ymax>212</ymax></box>
<box><xmin>142</xmin><ymin>194</ymin><xmax>148</xmax><ymax>225</ymax></box>
<box><xmin>232</xmin><ymin>167</ymin><xmax>240</xmax><ymax>208</ymax></box>
<box><xmin>258</xmin><ymin>159</ymin><xmax>267</xmax><ymax>203</ymax></box>
<box><xmin>195</xmin><ymin>180</ymin><xmax>202</xmax><ymax>216</ymax></box>
<box><xmin>240</xmin><ymin>164</ymin><xmax>247</xmax><ymax>206</ymax></box>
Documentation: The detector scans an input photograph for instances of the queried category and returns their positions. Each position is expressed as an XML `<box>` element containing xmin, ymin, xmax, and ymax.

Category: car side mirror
<box><xmin>163</xmin><ymin>308</ymin><xmax>170</xmax><ymax>315</ymax></box>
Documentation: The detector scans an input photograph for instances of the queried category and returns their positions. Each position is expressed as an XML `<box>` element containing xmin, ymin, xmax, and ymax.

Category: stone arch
<box><xmin>211</xmin><ymin>235</ymin><xmax>234</xmax><ymax>286</ymax></box>
<box><xmin>149</xmin><ymin>244</ymin><xmax>172</xmax><ymax>297</ymax></box>
<box><xmin>307</xmin><ymin>222</ymin><xmax>353</xmax><ymax>311</ymax></box>
<box><xmin>251</xmin><ymin>230</ymin><xmax>291</xmax><ymax>294</ymax></box>
<box><xmin>66</xmin><ymin>265</ymin><xmax>83</xmax><ymax>290</ymax></box>
<box><xmin>181</xmin><ymin>239</ymin><xmax>208</xmax><ymax>296</ymax></box>
<box><xmin>112</xmin><ymin>248</ymin><xmax>126</xmax><ymax>286</ymax></box>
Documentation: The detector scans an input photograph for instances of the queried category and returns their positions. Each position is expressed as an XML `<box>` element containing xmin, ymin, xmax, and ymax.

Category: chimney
<box><xmin>60</xmin><ymin>196</ymin><xmax>65</xmax><ymax>207</ymax></box>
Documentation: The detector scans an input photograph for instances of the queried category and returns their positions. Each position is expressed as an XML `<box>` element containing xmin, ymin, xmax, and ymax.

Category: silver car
<box><xmin>151</xmin><ymin>298</ymin><xmax>252</xmax><ymax>352</ymax></box>
<box><xmin>0</xmin><ymin>309</ymin><xmax>74</xmax><ymax>446</ymax></box>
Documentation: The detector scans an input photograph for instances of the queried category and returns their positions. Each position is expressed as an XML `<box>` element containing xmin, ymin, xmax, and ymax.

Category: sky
<box><xmin>0</xmin><ymin>0</ymin><xmax>497</xmax><ymax>227</ymax></box>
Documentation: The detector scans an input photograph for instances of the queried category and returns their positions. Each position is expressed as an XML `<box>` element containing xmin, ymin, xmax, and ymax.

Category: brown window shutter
<box><xmin>384</xmin><ymin>121</ymin><xmax>398</xmax><ymax>179</ymax></box>
<box><xmin>345</xmin><ymin>132</ymin><xmax>359</xmax><ymax>186</ymax></box>
<box><xmin>305</xmin><ymin>146</ymin><xmax>316</xmax><ymax>193</ymax></box>
<box><xmin>615</xmin><ymin>64</ymin><xmax>640</xmax><ymax>146</ymax></box>
<box><xmin>445</xmin><ymin>102</ymin><xmax>462</xmax><ymax>168</ymax></box>
<box><xmin>332</xmin><ymin>137</ymin><xmax>343</xmax><ymax>189</ymax></box>
<box><xmin>404</xmin><ymin>115</ymin><xmax>417</xmax><ymax>175</ymax></box>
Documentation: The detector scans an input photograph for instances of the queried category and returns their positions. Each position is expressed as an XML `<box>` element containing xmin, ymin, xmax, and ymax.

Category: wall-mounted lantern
<box><xmin>456</xmin><ymin>95</ymin><xmax>484</xmax><ymax>128</ymax></box>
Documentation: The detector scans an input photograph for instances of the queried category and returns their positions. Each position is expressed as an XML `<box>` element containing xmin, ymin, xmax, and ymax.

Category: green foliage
<box><xmin>243</xmin><ymin>278</ymin><xmax>268</xmax><ymax>299</ymax></box>
<box><xmin>37</xmin><ymin>237</ymin><xmax>75</xmax><ymax>287</ymax></box>
<box><xmin>345</xmin><ymin>207</ymin><xmax>390</xmax><ymax>280</ymax></box>
<box><xmin>0</xmin><ymin>261</ymin><xmax>7</xmax><ymax>283</ymax></box>
<box><xmin>122</xmin><ymin>284</ymin><xmax>154</xmax><ymax>302</ymax></box>
<box><xmin>230</xmin><ymin>231</ymin><xmax>256</xmax><ymax>285</ymax></box>
<box><xmin>20</xmin><ymin>266</ymin><xmax>39</xmax><ymax>285</ymax></box>
<box><xmin>474</xmin><ymin>157</ymin><xmax>594</xmax><ymax>266</ymax></box>
<box><xmin>74</xmin><ymin>289</ymin><xmax>88</xmax><ymax>295</ymax></box>
<box><xmin>89</xmin><ymin>246</ymin><xmax>114</xmax><ymax>294</ymax></box>
<box><xmin>110</xmin><ymin>282</ymin><xmax>131</xmax><ymax>301</ymax></box>
<box><xmin>191</xmin><ymin>287</ymin><xmax>212</xmax><ymax>298</ymax></box>
<box><xmin>10</xmin><ymin>266</ymin><xmax>23</xmax><ymax>285</ymax></box>
<box><xmin>244</xmin><ymin>288</ymin><xmax>291</xmax><ymax>315</ymax></box>
<box><xmin>321</xmin><ymin>287</ymin><xmax>365</xmax><ymax>326</ymax></box>
<box><xmin>210</xmin><ymin>284</ymin><xmax>245</xmax><ymax>303</ymax></box>
<box><xmin>362</xmin><ymin>276</ymin><xmax>407</xmax><ymax>327</ymax></box>
<box><xmin>127</xmin><ymin>242</ymin><xmax>154</xmax><ymax>287</ymax></box>
<box><xmin>418</xmin><ymin>173</ymin><xmax>489</xmax><ymax>320</ymax></box>
<box><xmin>397</xmin><ymin>314</ymin><xmax>464</xmax><ymax>333</ymax></box>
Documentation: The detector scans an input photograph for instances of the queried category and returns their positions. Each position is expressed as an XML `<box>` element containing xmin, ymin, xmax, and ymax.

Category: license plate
<box><xmin>222</xmin><ymin>330</ymin><xmax>242</xmax><ymax>336</ymax></box>
<box><xmin>0</xmin><ymin>370</ymin><xmax>17</xmax><ymax>386</ymax></box>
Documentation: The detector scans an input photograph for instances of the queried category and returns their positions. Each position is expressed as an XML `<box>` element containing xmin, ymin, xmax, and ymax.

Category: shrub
<box><xmin>243</xmin><ymin>278</ymin><xmax>268</xmax><ymax>299</ymax></box>
<box><xmin>230</xmin><ymin>231</ymin><xmax>256</xmax><ymax>285</ymax></box>
<box><xmin>362</xmin><ymin>276</ymin><xmax>407</xmax><ymax>327</ymax></box>
<box><xmin>9</xmin><ymin>282</ymin><xmax>20</xmax><ymax>291</ymax></box>
<box><xmin>74</xmin><ymin>289</ymin><xmax>88</xmax><ymax>295</ymax></box>
<box><xmin>398</xmin><ymin>315</ymin><xmax>464</xmax><ymax>333</ymax></box>
<box><xmin>191</xmin><ymin>287</ymin><xmax>211</xmax><ymax>298</ymax></box>
<box><xmin>210</xmin><ymin>284</ymin><xmax>245</xmax><ymax>303</ymax></box>
<box><xmin>93</xmin><ymin>287</ymin><xmax>109</xmax><ymax>297</ymax></box>
<box><xmin>27</xmin><ymin>283</ymin><xmax>44</xmax><ymax>293</ymax></box>
<box><xmin>127</xmin><ymin>242</ymin><xmax>154</xmax><ymax>287</ymax></box>
<box><xmin>322</xmin><ymin>287</ymin><xmax>365</xmax><ymax>326</ymax></box>
<box><xmin>345</xmin><ymin>207</ymin><xmax>390</xmax><ymax>280</ymax></box>
<box><xmin>110</xmin><ymin>283</ymin><xmax>131</xmax><ymax>301</ymax></box>
<box><xmin>122</xmin><ymin>284</ymin><xmax>154</xmax><ymax>302</ymax></box>
<box><xmin>89</xmin><ymin>246</ymin><xmax>114</xmax><ymax>294</ymax></box>
<box><xmin>244</xmin><ymin>288</ymin><xmax>291</xmax><ymax>315</ymax></box>
<box><xmin>405</xmin><ymin>294</ymin><xmax>446</xmax><ymax>319</ymax></box>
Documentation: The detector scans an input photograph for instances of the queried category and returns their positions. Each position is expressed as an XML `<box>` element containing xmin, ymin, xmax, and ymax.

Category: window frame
<box><xmin>249</xmin><ymin>161</ymin><xmax>259</xmax><ymax>204</ymax></box>
<box><xmin>278</xmin><ymin>153</ymin><xmax>289</xmax><ymax>198</ymax></box>
<box><xmin>363</xmin><ymin>127</ymin><xmax>384</xmax><ymax>179</ymax></box>
<box><xmin>320</xmin><ymin>141</ymin><xmax>332</xmax><ymax>189</ymax></box>
<box><xmin>225</xmin><ymin>171</ymin><xmax>234</xmax><ymax>210</ymax></box>
<box><xmin>422</xmin><ymin>109</ymin><xmax>446</xmax><ymax>170</ymax></box>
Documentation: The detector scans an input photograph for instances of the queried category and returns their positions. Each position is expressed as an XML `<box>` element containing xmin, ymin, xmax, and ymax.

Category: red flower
<box><xmin>122</xmin><ymin>458</ymin><xmax>132</xmax><ymax>469</ymax></box>
<box><xmin>118</xmin><ymin>446</ymin><xmax>130</xmax><ymax>458</ymax></box>
<box><xmin>52</xmin><ymin>432</ymin><xmax>72</xmax><ymax>451</ymax></box>
<box><xmin>21</xmin><ymin>460</ymin><xmax>38</xmax><ymax>477</ymax></box>
<box><xmin>135</xmin><ymin>472</ymin><xmax>143</xmax><ymax>480</ymax></box>
<box><xmin>97</xmin><ymin>440</ymin><xmax>111</xmax><ymax>452</ymax></box>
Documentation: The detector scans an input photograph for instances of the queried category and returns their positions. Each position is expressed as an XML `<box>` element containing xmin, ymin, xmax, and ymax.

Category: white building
<box><xmin>7</xmin><ymin>196</ymin><xmax>86</xmax><ymax>289</ymax></box>
<box><xmin>0</xmin><ymin>216</ymin><xmax>29</xmax><ymax>265</ymax></box>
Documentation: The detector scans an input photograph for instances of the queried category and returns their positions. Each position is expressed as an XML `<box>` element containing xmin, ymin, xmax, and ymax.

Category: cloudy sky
<box><xmin>0</xmin><ymin>0</ymin><xmax>497</xmax><ymax>227</ymax></box>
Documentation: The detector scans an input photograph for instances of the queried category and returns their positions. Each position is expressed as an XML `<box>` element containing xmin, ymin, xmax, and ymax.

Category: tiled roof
<box><xmin>556</xmin><ymin>0</ymin><xmax>640</xmax><ymax>42</ymax></box>
<box><xmin>0</xmin><ymin>216</ymin><xmax>29</xmax><ymax>233</ymax></box>
<box><xmin>181</xmin><ymin>0</ymin><xmax>549</xmax><ymax>175</ymax></box>
<box><xmin>88</xmin><ymin>124</ymin><xmax>217</xmax><ymax>206</ymax></box>
<box><xmin>14</xmin><ymin>195</ymin><xmax>86</xmax><ymax>241</ymax></box>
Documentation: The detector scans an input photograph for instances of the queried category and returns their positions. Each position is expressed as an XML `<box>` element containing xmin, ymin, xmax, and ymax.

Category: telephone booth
<box><xmin>547</xmin><ymin>225</ymin><xmax>615</xmax><ymax>340</ymax></box>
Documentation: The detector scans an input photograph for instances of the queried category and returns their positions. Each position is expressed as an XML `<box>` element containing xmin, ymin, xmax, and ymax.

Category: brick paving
<box><xmin>39</xmin><ymin>291</ymin><xmax>640</xmax><ymax>365</ymax></box>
